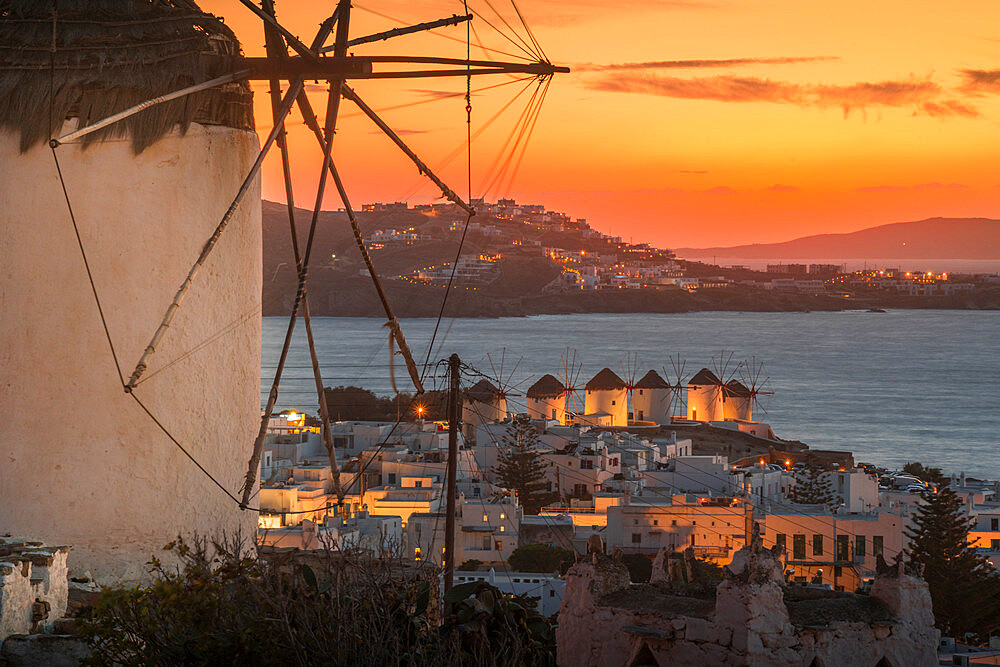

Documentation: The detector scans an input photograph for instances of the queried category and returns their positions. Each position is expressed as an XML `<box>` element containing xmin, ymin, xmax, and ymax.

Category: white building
<box><xmin>452</xmin><ymin>569</ymin><xmax>565</xmax><ymax>617</ymax></box>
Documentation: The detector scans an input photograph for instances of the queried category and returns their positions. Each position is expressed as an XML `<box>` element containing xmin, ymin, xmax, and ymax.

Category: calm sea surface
<box><xmin>263</xmin><ymin>311</ymin><xmax>1000</xmax><ymax>478</ymax></box>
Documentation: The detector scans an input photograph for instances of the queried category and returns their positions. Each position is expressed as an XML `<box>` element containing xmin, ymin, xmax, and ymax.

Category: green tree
<box><xmin>507</xmin><ymin>543</ymin><xmax>576</xmax><ymax>574</ymax></box>
<box><xmin>788</xmin><ymin>456</ymin><xmax>837</xmax><ymax>510</ymax></box>
<box><xmin>491</xmin><ymin>418</ymin><xmax>555</xmax><ymax>514</ymax></box>
<box><xmin>902</xmin><ymin>461</ymin><xmax>946</xmax><ymax>486</ymax></box>
<box><xmin>906</xmin><ymin>484</ymin><xmax>1000</xmax><ymax>641</ymax></box>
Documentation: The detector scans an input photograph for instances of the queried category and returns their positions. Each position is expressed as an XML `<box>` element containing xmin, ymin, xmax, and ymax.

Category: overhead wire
<box><xmin>462</xmin><ymin>363</ymin><xmax>904</xmax><ymax>562</ymax></box>
<box><xmin>352</xmin><ymin>3</ymin><xmax>533</xmax><ymax>62</ymax></box>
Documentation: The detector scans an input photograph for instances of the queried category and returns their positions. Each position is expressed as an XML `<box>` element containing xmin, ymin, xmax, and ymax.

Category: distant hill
<box><xmin>676</xmin><ymin>218</ymin><xmax>1000</xmax><ymax>260</ymax></box>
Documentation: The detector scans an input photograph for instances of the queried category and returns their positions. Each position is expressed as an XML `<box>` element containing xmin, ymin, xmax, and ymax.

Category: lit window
<box><xmin>483</xmin><ymin>513</ymin><xmax>488</xmax><ymax>522</ymax></box>
<box><xmin>500</xmin><ymin>512</ymin><xmax>505</xmax><ymax>520</ymax></box>
<box><xmin>499</xmin><ymin>525</ymin><xmax>505</xmax><ymax>533</ymax></box>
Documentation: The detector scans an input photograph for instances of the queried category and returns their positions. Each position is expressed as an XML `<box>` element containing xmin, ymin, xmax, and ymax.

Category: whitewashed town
<box><xmin>3</xmin><ymin>0</ymin><xmax>1000</xmax><ymax>664</ymax></box>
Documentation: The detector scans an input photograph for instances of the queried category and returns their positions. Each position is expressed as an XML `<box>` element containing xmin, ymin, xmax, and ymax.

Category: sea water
<box><xmin>263</xmin><ymin>311</ymin><xmax>1000</xmax><ymax>478</ymax></box>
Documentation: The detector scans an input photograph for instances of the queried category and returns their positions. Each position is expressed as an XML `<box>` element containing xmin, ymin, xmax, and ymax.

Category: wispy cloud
<box><xmin>589</xmin><ymin>74</ymin><xmax>980</xmax><ymax>118</ymax></box>
<box><xmin>575</xmin><ymin>56</ymin><xmax>838</xmax><ymax>72</ymax></box>
<box><xmin>959</xmin><ymin>68</ymin><xmax>1000</xmax><ymax>94</ymax></box>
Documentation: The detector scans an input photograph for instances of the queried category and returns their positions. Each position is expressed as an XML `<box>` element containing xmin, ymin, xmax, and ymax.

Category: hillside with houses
<box><xmin>262</xmin><ymin>199</ymin><xmax>1000</xmax><ymax>316</ymax></box>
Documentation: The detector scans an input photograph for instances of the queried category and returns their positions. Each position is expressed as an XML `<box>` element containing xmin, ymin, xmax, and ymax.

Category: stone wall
<box><xmin>557</xmin><ymin>536</ymin><xmax>939</xmax><ymax>666</ymax></box>
<box><xmin>0</xmin><ymin>539</ymin><xmax>69</xmax><ymax>640</ymax></box>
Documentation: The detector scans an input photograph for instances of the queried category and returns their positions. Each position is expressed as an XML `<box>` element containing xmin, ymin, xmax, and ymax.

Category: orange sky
<box><xmin>202</xmin><ymin>0</ymin><xmax>1000</xmax><ymax>248</ymax></box>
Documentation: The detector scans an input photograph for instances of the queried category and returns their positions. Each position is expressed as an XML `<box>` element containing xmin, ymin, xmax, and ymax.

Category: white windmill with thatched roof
<box><xmin>632</xmin><ymin>369</ymin><xmax>672</xmax><ymax>424</ymax></box>
<box><xmin>0</xmin><ymin>0</ymin><xmax>566</xmax><ymax>582</ymax></box>
<box><xmin>584</xmin><ymin>367</ymin><xmax>628</xmax><ymax>427</ymax></box>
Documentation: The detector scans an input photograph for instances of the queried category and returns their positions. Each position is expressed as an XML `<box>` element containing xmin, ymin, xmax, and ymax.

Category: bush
<box><xmin>622</xmin><ymin>553</ymin><xmax>652</xmax><ymax>583</ymax></box>
<box><xmin>79</xmin><ymin>536</ymin><xmax>555</xmax><ymax>666</ymax></box>
<box><xmin>507</xmin><ymin>544</ymin><xmax>576</xmax><ymax>574</ymax></box>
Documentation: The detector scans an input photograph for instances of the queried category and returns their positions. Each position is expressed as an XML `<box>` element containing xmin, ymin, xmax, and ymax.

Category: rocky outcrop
<box><xmin>556</xmin><ymin>526</ymin><xmax>940</xmax><ymax>667</ymax></box>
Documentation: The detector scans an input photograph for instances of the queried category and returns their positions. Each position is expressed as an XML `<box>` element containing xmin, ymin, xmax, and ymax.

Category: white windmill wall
<box><xmin>584</xmin><ymin>388</ymin><xmax>627</xmax><ymax>426</ymax></box>
<box><xmin>463</xmin><ymin>396</ymin><xmax>508</xmax><ymax>426</ymax></box>
<box><xmin>723</xmin><ymin>395</ymin><xmax>753</xmax><ymax>422</ymax></box>
<box><xmin>527</xmin><ymin>394</ymin><xmax>566</xmax><ymax>424</ymax></box>
<box><xmin>687</xmin><ymin>385</ymin><xmax>724</xmax><ymax>422</ymax></box>
<box><xmin>0</xmin><ymin>121</ymin><xmax>261</xmax><ymax>583</ymax></box>
<box><xmin>632</xmin><ymin>387</ymin><xmax>672</xmax><ymax>424</ymax></box>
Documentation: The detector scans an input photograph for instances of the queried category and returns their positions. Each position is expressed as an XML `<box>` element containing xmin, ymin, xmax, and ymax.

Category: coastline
<box><xmin>262</xmin><ymin>278</ymin><xmax>1000</xmax><ymax>317</ymax></box>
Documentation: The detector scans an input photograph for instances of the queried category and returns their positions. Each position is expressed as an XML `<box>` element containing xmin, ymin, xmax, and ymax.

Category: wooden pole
<box><xmin>444</xmin><ymin>353</ymin><xmax>461</xmax><ymax>592</ymax></box>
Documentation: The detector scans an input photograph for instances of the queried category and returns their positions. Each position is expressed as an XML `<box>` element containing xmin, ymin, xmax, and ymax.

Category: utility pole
<box><xmin>443</xmin><ymin>353</ymin><xmax>460</xmax><ymax>593</ymax></box>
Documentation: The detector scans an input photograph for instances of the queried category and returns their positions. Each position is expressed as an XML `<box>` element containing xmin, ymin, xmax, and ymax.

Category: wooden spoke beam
<box><xmin>340</xmin><ymin>14</ymin><xmax>472</xmax><ymax>49</ymax></box>
<box><xmin>240</xmin><ymin>56</ymin><xmax>568</xmax><ymax>79</ymax></box>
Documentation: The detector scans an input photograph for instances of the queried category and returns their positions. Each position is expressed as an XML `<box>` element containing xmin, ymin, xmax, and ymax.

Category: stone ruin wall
<box><xmin>557</xmin><ymin>540</ymin><xmax>940</xmax><ymax>667</ymax></box>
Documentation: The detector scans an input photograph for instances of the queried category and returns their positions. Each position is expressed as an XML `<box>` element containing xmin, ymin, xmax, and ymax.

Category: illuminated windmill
<box><xmin>462</xmin><ymin>348</ymin><xmax>524</xmax><ymax>431</ymax></box>
<box><xmin>583</xmin><ymin>367</ymin><xmax>628</xmax><ymax>426</ymax></box>
<box><xmin>2</xmin><ymin>0</ymin><xmax>567</xmax><ymax>579</ymax></box>
<box><xmin>632</xmin><ymin>368</ymin><xmax>672</xmax><ymax>424</ymax></box>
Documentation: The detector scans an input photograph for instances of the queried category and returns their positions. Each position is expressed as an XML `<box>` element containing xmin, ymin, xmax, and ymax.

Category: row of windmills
<box><xmin>464</xmin><ymin>352</ymin><xmax>772</xmax><ymax>430</ymax></box>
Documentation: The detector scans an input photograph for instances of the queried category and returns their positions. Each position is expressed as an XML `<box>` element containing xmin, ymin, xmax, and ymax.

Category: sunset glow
<box><xmin>203</xmin><ymin>0</ymin><xmax>1000</xmax><ymax>247</ymax></box>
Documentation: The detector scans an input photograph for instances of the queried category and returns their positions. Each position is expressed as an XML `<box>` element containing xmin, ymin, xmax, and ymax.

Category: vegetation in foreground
<box><xmin>79</xmin><ymin>537</ymin><xmax>555</xmax><ymax>666</ymax></box>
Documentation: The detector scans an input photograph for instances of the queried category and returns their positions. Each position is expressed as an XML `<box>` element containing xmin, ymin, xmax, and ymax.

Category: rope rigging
<box><xmin>42</xmin><ymin>0</ymin><xmax>564</xmax><ymax>515</ymax></box>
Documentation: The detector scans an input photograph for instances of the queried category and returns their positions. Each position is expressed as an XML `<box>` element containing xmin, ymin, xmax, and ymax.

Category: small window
<box><xmin>611</xmin><ymin>400</ymin><xmax>616</xmax><ymax>405</ymax></box>
<box><xmin>793</xmin><ymin>534</ymin><xmax>806</xmax><ymax>560</ymax></box>
<box><xmin>992</xmin><ymin>518</ymin><xmax>999</xmax><ymax>531</ymax></box>
<box><xmin>671</xmin><ymin>520</ymin><xmax>677</xmax><ymax>526</ymax></box>
<box><xmin>499</xmin><ymin>512</ymin><xmax>505</xmax><ymax>520</ymax></box>
<box><xmin>631</xmin><ymin>533</ymin><xmax>642</xmax><ymax>544</ymax></box>
<box><xmin>634</xmin><ymin>519</ymin><xmax>639</xmax><ymax>525</ymax></box>
<box><xmin>653</xmin><ymin>520</ymin><xmax>658</xmax><ymax>526</ymax></box>
<box><xmin>499</xmin><ymin>525</ymin><xmax>505</xmax><ymax>533</ymax></box>
<box><xmin>836</xmin><ymin>535</ymin><xmax>849</xmax><ymax>561</ymax></box>
<box><xmin>776</xmin><ymin>533</ymin><xmax>786</xmax><ymax>552</ymax></box>
<box><xmin>549</xmin><ymin>590</ymin><xmax>555</xmax><ymax>597</ymax></box>
<box><xmin>483</xmin><ymin>513</ymin><xmax>489</xmax><ymax>522</ymax></box>
<box><xmin>414</xmin><ymin>480</ymin><xmax>423</xmax><ymax>488</ymax></box>
<box><xmin>387</xmin><ymin>473</ymin><xmax>396</xmax><ymax>484</ymax></box>
<box><xmin>873</xmin><ymin>535</ymin><xmax>884</xmax><ymax>556</ymax></box>
<box><xmin>856</xmin><ymin>535</ymin><xmax>866</xmax><ymax>558</ymax></box>
<box><xmin>813</xmin><ymin>534</ymin><xmax>823</xmax><ymax>556</ymax></box>
<box><xmin>495</xmin><ymin>540</ymin><xmax>502</xmax><ymax>551</ymax></box>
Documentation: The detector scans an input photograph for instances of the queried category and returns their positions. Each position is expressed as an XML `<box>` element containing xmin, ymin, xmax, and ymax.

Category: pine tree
<box><xmin>491</xmin><ymin>418</ymin><xmax>554</xmax><ymax>515</ymax></box>
<box><xmin>906</xmin><ymin>484</ymin><xmax>1000</xmax><ymax>641</ymax></box>
<box><xmin>788</xmin><ymin>456</ymin><xmax>837</xmax><ymax>511</ymax></box>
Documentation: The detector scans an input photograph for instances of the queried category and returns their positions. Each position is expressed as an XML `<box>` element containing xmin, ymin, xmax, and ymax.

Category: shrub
<box><xmin>79</xmin><ymin>536</ymin><xmax>555</xmax><ymax>666</ymax></box>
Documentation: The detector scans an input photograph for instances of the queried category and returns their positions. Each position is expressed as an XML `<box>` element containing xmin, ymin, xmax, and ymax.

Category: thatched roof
<box><xmin>465</xmin><ymin>379</ymin><xmax>500</xmax><ymax>402</ymax></box>
<box><xmin>526</xmin><ymin>374</ymin><xmax>565</xmax><ymax>399</ymax></box>
<box><xmin>724</xmin><ymin>379</ymin><xmax>750</xmax><ymax>397</ymax></box>
<box><xmin>635</xmin><ymin>369</ymin><xmax>669</xmax><ymax>389</ymax></box>
<box><xmin>689</xmin><ymin>368</ymin><xmax>721</xmax><ymax>386</ymax></box>
<box><xmin>0</xmin><ymin>0</ymin><xmax>253</xmax><ymax>153</ymax></box>
<box><xmin>586</xmin><ymin>367</ymin><xmax>626</xmax><ymax>391</ymax></box>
